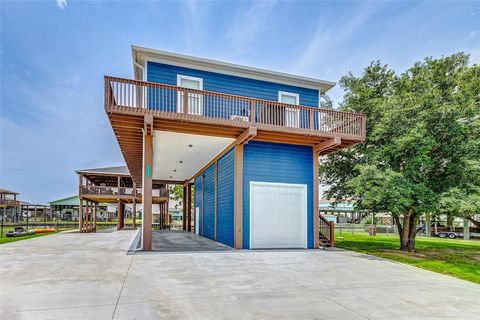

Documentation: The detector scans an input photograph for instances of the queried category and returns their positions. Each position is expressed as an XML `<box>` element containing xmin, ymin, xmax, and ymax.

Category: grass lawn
<box><xmin>335</xmin><ymin>232</ymin><xmax>480</xmax><ymax>284</ymax></box>
<box><xmin>0</xmin><ymin>227</ymin><xmax>58</xmax><ymax>245</ymax></box>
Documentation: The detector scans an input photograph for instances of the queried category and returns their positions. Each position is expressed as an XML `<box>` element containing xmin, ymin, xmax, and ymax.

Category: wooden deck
<box><xmin>104</xmin><ymin>76</ymin><xmax>366</xmax><ymax>184</ymax></box>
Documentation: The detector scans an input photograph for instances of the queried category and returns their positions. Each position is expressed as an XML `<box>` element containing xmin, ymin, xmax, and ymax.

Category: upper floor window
<box><xmin>278</xmin><ymin>91</ymin><xmax>300</xmax><ymax>128</ymax></box>
<box><xmin>177</xmin><ymin>75</ymin><xmax>203</xmax><ymax>115</ymax></box>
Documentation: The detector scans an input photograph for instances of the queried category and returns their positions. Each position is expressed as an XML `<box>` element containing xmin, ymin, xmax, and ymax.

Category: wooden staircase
<box><xmin>319</xmin><ymin>214</ymin><xmax>334</xmax><ymax>248</ymax></box>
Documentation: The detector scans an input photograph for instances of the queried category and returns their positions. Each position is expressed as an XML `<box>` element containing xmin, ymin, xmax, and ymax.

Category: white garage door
<box><xmin>250</xmin><ymin>182</ymin><xmax>307</xmax><ymax>249</ymax></box>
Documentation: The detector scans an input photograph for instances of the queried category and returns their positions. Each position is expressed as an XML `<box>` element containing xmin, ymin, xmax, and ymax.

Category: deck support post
<box><xmin>233</xmin><ymin>144</ymin><xmax>244</xmax><ymax>249</ymax></box>
<box><xmin>132</xmin><ymin>198</ymin><xmax>137</xmax><ymax>229</ymax></box>
<box><xmin>79</xmin><ymin>199</ymin><xmax>83</xmax><ymax>232</ymax></box>
<box><xmin>142</xmin><ymin>114</ymin><xmax>153</xmax><ymax>251</ymax></box>
<box><xmin>93</xmin><ymin>202</ymin><xmax>97</xmax><ymax>232</ymax></box>
<box><xmin>313</xmin><ymin>149</ymin><xmax>320</xmax><ymax>249</ymax></box>
<box><xmin>187</xmin><ymin>183</ymin><xmax>192</xmax><ymax>232</ymax></box>
<box><xmin>182</xmin><ymin>185</ymin><xmax>187</xmax><ymax>231</ymax></box>
<box><xmin>117</xmin><ymin>201</ymin><xmax>125</xmax><ymax>230</ymax></box>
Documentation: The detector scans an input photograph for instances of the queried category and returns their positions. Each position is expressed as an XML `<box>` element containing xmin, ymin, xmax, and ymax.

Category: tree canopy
<box><xmin>319</xmin><ymin>53</ymin><xmax>480</xmax><ymax>251</ymax></box>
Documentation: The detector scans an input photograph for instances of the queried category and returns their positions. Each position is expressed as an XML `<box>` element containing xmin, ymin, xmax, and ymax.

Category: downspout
<box><xmin>134</xmin><ymin>61</ymin><xmax>144</xmax><ymax>81</ymax></box>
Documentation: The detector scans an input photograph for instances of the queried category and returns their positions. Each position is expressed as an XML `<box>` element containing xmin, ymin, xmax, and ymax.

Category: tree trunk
<box><xmin>466</xmin><ymin>217</ymin><xmax>480</xmax><ymax>228</ymax></box>
<box><xmin>397</xmin><ymin>209</ymin><xmax>418</xmax><ymax>252</ymax></box>
<box><xmin>447</xmin><ymin>215</ymin><xmax>454</xmax><ymax>231</ymax></box>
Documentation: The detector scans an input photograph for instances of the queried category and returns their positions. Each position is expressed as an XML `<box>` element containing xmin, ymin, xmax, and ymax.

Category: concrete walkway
<box><xmin>0</xmin><ymin>230</ymin><xmax>479</xmax><ymax>320</ymax></box>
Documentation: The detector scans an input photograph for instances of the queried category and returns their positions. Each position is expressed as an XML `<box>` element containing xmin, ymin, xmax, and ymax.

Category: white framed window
<box><xmin>177</xmin><ymin>74</ymin><xmax>203</xmax><ymax>115</ymax></box>
<box><xmin>278</xmin><ymin>91</ymin><xmax>300</xmax><ymax>128</ymax></box>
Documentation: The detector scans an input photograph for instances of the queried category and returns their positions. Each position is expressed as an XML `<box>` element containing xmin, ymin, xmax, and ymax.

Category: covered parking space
<box><xmin>151</xmin><ymin>230</ymin><xmax>232</xmax><ymax>252</ymax></box>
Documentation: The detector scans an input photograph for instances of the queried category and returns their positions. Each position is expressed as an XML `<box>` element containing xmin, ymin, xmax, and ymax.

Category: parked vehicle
<box><xmin>5</xmin><ymin>227</ymin><xmax>35</xmax><ymax>237</ymax></box>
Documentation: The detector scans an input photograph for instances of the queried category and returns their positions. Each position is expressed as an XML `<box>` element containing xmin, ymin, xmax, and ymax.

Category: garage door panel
<box><xmin>250</xmin><ymin>182</ymin><xmax>307</xmax><ymax>249</ymax></box>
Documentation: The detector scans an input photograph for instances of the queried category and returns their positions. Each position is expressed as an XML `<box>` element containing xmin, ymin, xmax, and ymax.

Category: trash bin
<box><xmin>368</xmin><ymin>226</ymin><xmax>377</xmax><ymax>236</ymax></box>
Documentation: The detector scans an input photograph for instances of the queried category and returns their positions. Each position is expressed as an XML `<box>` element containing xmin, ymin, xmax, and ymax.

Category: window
<box><xmin>278</xmin><ymin>91</ymin><xmax>300</xmax><ymax>128</ymax></box>
<box><xmin>177</xmin><ymin>75</ymin><xmax>203</xmax><ymax>115</ymax></box>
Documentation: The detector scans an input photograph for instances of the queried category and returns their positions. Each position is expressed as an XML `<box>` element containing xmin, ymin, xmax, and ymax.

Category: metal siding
<box><xmin>216</xmin><ymin>148</ymin><xmax>235</xmax><ymax>247</ymax></box>
<box><xmin>146</xmin><ymin>62</ymin><xmax>319</xmax><ymax>108</ymax></box>
<box><xmin>243</xmin><ymin>141</ymin><xmax>314</xmax><ymax>249</ymax></box>
<box><xmin>202</xmin><ymin>163</ymin><xmax>216</xmax><ymax>240</ymax></box>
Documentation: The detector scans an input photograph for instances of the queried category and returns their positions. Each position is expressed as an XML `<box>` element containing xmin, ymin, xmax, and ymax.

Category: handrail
<box><xmin>319</xmin><ymin>214</ymin><xmax>334</xmax><ymax>246</ymax></box>
<box><xmin>104</xmin><ymin>76</ymin><xmax>366</xmax><ymax>141</ymax></box>
<box><xmin>80</xmin><ymin>186</ymin><xmax>169</xmax><ymax>198</ymax></box>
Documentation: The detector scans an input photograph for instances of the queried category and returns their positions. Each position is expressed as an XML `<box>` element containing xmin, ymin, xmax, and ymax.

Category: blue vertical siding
<box><xmin>202</xmin><ymin>163</ymin><xmax>216</xmax><ymax>240</ymax></box>
<box><xmin>216</xmin><ymin>149</ymin><xmax>235</xmax><ymax>247</ymax></box>
<box><xmin>147</xmin><ymin>62</ymin><xmax>319</xmax><ymax>106</ymax></box>
<box><xmin>243</xmin><ymin>141</ymin><xmax>313</xmax><ymax>249</ymax></box>
<box><xmin>146</xmin><ymin>62</ymin><xmax>319</xmax><ymax>119</ymax></box>
<box><xmin>194</xmin><ymin>176</ymin><xmax>203</xmax><ymax>234</ymax></box>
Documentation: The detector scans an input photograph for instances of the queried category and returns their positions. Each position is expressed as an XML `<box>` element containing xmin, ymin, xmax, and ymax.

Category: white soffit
<box><xmin>152</xmin><ymin>131</ymin><xmax>234</xmax><ymax>182</ymax></box>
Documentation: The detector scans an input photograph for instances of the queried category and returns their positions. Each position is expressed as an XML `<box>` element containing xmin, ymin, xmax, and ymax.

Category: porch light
<box><xmin>188</xmin><ymin>144</ymin><xmax>193</xmax><ymax>148</ymax></box>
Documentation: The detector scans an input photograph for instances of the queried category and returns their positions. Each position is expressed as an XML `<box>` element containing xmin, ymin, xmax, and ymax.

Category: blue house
<box><xmin>104</xmin><ymin>46</ymin><xmax>366</xmax><ymax>250</ymax></box>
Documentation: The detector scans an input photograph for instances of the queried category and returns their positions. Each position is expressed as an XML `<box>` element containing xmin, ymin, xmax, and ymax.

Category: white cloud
<box><xmin>226</xmin><ymin>0</ymin><xmax>278</xmax><ymax>53</ymax></box>
<box><xmin>56</xmin><ymin>0</ymin><xmax>67</xmax><ymax>10</ymax></box>
<box><xmin>470</xmin><ymin>30</ymin><xmax>477</xmax><ymax>38</ymax></box>
<box><xmin>295</xmin><ymin>3</ymin><xmax>385</xmax><ymax>74</ymax></box>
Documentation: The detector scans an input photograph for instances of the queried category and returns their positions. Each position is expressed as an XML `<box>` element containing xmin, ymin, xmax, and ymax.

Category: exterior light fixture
<box><xmin>188</xmin><ymin>144</ymin><xmax>193</xmax><ymax>148</ymax></box>
<box><xmin>179</xmin><ymin>160</ymin><xmax>183</xmax><ymax>164</ymax></box>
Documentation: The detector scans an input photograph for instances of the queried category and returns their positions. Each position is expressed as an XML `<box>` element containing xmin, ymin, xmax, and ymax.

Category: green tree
<box><xmin>320</xmin><ymin>53</ymin><xmax>480</xmax><ymax>251</ymax></box>
<box><xmin>437</xmin><ymin>160</ymin><xmax>480</xmax><ymax>228</ymax></box>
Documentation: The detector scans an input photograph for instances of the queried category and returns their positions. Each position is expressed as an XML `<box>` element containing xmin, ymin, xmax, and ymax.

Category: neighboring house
<box><xmin>76</xmin><ymin>166</ymin><xmax>169</xmax><ymax>232</ymax></box>
<box><xmin>49</xmin><ymin>196</ymin><xmax>116</xmax><ymax>221</ymax></box>
<box><xmin>104</xmin><ymin>46</ymin><xmax>366</xmax><ymax>250</ymax></box>
<box><xmin>319</xmin><ymin>200</ymin><xmax>367</xmax><ymax>223</ymax></box>
<box><xmin>0</xmin><ymin>188</ymin><xmax>20</xmax><ymax>222</ymax></box>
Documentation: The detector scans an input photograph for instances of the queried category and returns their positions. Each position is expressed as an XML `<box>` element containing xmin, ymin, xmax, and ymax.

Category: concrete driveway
<box><xmin>0</xmin><ymin>230</ymin><xmax>478</xmax><ymax>320</ymax></box>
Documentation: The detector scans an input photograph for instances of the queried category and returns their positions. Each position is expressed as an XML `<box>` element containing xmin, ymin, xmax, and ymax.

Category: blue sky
<box><xmin>1</xmin><ymin>0</ymin><xmax>478</xmax><ymax>204</ymax></box>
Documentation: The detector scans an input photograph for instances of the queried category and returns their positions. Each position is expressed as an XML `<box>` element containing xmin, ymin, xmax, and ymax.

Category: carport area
<box><xmin>1</xmin><ymin>230</ymin><xmax>479</xmax><ymax>320</ymax></box>
<box><xmin>151</xmin><ymin>230</ymin><xmax>232</xmax><ymax>252</ymax></box>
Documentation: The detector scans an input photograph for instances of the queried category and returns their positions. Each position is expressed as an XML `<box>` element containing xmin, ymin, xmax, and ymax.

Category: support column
<box><xmin>79</xmin><ymin>199</ymin><xmax>83</xmax><ymax>232</ymax></box>
<box><xmin>94</xmin><ymin>202</ymin><xmax>97</xmax><ymax>232</ymax></box>
<box><xmin>13</xmin><ymin>194</ymin><xmax>17</xmax><ymax>222</ymax></box>
<box><xmin>187</xmin><ymin>183</ymin><xmax>192</xmax><ymax>232</ymax></box>
<box><xmin>182</xmin><ymin>185</ymin><xmax>187</xmax><ymax>231</ymax></box>
<box><xmin>313</xmin><ymin>150</ymin><xmax>320</xmax><ymax>249</ymax></box>
<box><xmin>142</xmin><ymin>115</ymin><xmax>153</xmax><ymax>251</ymax></box>
<box><xmin>117</xmin><ymin>201</ymin><xmax>124</xmax><ymax>231</ymax></box>
<box><xmin>132</xmin><ymin>199</ymin><xmax>137</xmax><ymax>229</ymax></box>
<box><xmin>233</xmin><ymin>144</ymin><xmax>243</xmax><ymax>249</ymax></box>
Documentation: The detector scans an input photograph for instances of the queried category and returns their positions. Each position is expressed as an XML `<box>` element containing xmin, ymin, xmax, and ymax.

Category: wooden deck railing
<box><xmin>105</xmin><ymin>76</ymin><xmax>366</xmax><ymax>140</ymax></box>
<box><xmin>0</xmin><ymin>199</ymin><xmax>21</xmax><ymax>207</ymax></box>
<box><xmin>80</xmin><ymin>186</ymin><xmax>169</xmax><ymax>198</ymax></box>
<box><xmin>319</xmin><ymin>214</ymin><xmax>334</xmax><ymax>247</ymax></box>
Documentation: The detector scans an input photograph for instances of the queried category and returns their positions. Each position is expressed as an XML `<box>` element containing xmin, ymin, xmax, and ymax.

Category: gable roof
<box><xmin>49</xmin><ymin>195</ymin><xmax>79</xmax><ymax>206</ymax></box>
<box><xmin>0</xmin><ymin>188</ymin><xmax>19</xmax><ymax>195</ymax></box>
<box><xmin>75</xmin><ymin>166</ymin><xmax>130</xmax><ymax>176</ymax></box>
<box><xmin>132</xmin><ymin>46</ymin><xmax>336</xmax><ymax>92</ymax></box>
<box><xmin>49</xmin><ymin>195</ymin><xmax>112</xmax><ymax>207</ymax></box>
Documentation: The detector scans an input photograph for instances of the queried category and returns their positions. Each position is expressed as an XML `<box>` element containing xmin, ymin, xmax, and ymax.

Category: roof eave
<box><xmin>131</xmin><ymin>45</ymin><xmax>336</xmax><ymax>92</ymax></box>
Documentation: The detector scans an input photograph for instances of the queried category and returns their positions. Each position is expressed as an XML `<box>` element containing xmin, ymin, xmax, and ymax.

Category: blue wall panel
<box><xmin>146</xmin><ymin>62</ymin><xmax>319</xmax><ymax>113</ymax></box>
<box><xmin>243</xmin><ymin>141</ymin><xmax>313</xmax><ymax>249</ymax></box>
<box><xmin>216</xmin><ymin>149</ymin><xmax>235</xmax><ymax>247</ymax></box>
<box><xmin>202</xmin><ymin>163</ymin><xmax>216</xmax><ymax>240</ymax></box>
